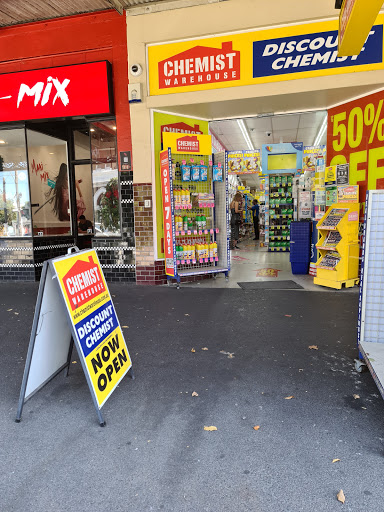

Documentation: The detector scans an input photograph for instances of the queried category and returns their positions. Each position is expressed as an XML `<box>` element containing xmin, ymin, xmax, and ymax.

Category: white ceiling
<box><xmin>210</xmin><ymin>110</ymin><xmax>327</xmax><ymax>151</ymax></box>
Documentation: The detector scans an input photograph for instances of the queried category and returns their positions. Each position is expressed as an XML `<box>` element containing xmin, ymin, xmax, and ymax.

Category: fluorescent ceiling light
<box><xmin>237</xmin><ymin>119</ymin><xmax>254</xmax><ymax>150</ymax></box>
<box><xmin>313</xmin><ymin>116</ymin><xmax>328</xmax><ymax>146</ymax></box>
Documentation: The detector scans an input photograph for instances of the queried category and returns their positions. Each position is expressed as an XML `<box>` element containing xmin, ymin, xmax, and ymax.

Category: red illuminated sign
<box><xmin>158</xmin><ymin>42</ymin><xmax>240</xmax><ymax>89</ymax></box>
<box><xmin>0</xmin><ymin>61</ymin><xmax>113</xmax><ymax>122</ymax></box>
<box><xmin>176</xmin><ymin>135</ymin><xmax>200</xmax><ymax>153</ymax></box>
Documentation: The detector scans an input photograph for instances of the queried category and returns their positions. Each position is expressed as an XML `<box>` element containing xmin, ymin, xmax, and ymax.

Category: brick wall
<box><xmin>134</xmin><ymin>183</ymin><xmax>156</xmax><ymax>284</ymax></box>
<box><xmin>0</xmin><ymin>239</ymin><xmax>35</xmax><ymax>281</ymax></box>
<box><xmin>33</xmin><ymin>237</ymin><xmax>74</xmax><ymax>280</ymax></box>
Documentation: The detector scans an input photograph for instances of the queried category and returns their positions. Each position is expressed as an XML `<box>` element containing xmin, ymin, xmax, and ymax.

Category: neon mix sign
<box><xmin>0</xmin><ymin>61</ymin><xmax>113</xmax><ymax>122</ymax></box>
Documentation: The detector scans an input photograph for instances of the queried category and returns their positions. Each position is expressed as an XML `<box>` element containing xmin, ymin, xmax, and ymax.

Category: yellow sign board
<box><xmin>162</xmin><ymin>132</ymin><xmax>212</xmax><ymax>155</ymax></box>
<box><xmin>325</xmin><ymin>165</ymin><xmax>337</xmax><ymax>186</ymax></box>
<box><xmin>52</xmin><ymin>250</ymin><xmax>132</xmax><ymax>409</ymax></box>
<box><xmin>148</xmin><ymin>16</ymin><xmax>384</xmax><ymax>96</ymax></box>
<box><xmin>338</xmin><ymin>0</ymin><xmax>382</xmax><ymax>56</ymax></box>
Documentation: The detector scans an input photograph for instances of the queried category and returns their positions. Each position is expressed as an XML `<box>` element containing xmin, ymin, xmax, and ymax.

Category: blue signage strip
<box><xmin>75</xmin><ymin>300</ymin><xmax>118</xmax><ymax>358</ymax></box>
<box><xmin>253</xmin><ymin>25</ymin><xmax>383</xmax><ymax>78</ymax></box>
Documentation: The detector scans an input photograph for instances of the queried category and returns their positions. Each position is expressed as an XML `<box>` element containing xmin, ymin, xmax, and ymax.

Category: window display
<box><xmin>0</xmin><ymin>129</ymin><xmax>31</xmax><ymax>237</ymax></box>
<box><xmin>90</xmin><ymin>121</ymin><xmax>121</xmax><ymax>237</ymax></box>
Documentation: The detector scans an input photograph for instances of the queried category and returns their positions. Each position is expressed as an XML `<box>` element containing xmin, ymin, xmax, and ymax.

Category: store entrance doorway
<box><xmin>25</xmin><ymin>119</ymin><xmax>93</xmax><ymax>248</ymax></box>
<box><xmin>204</xmin><ymin>110</ymin><xmax>327</xmax><ymax>289</ymax></box>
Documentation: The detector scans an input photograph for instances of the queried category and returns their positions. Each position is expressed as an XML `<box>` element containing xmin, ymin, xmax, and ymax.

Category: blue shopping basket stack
<box><xmin>290</xmin><ymin>221</ymin><xmax>311</xmax><ymax>274</ymax></box>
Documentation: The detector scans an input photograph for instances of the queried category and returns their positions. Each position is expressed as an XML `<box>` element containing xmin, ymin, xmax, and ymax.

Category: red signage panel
<box><xmin>327</xmin><ymin>89</ymin><xmax>384</xmax><ymax>205</ymax></box>
<box><xmin>0</xmin><ymin>61</ymin><xmax>113</xmax><ymax>122</ymax></box>
<box><xmin>160</xmin><ymin>149</ymin><xmax>175</xmax><ymax>277</ymax></box>
<box><xmin>63</xmin><ymin>254</ymin><xmax>106</xmax><ymax>311</ymax></box>
<box><xmin>176</xmin><ymin>135</ymin><xmax>200</xmax><ymax>153</ymax></box>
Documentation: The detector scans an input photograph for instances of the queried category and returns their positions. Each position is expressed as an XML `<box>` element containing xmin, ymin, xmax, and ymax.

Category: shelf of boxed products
<box><xmin>315</xmin><ymin>209</ymin><xmax>347</xmax><ymax>271</ymax></box>
<box><xmin>316</xmin><ymin>231</ymin><xmax>342</xmax><ymax>251</ymax></box>
<box><xmin>175</xmin><ymin>241</ymin><xmax>219</xmax><ymax>266</ymax></box>
<box><xmin>173</xmin><ymin>190</ymin><xmax>215</xmax><ymax>209</ymax></box>
<box><xmin>268</xmin><ymin>175</ymin><xmax>294</xmax><ymax>252</ymax></box>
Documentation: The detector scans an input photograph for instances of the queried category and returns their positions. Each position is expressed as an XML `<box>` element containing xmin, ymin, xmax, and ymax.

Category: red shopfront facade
<box><xmin>0</xmin><ymin>10</ymin><xmax>135</xmax><ymax>282</ymax></box>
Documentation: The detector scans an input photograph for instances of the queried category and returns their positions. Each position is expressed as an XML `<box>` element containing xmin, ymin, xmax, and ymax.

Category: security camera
<box><xmin>130</xmin><ymin>64</ymin><xmax>143</xmax><ymax>77</ymax></box>
<box><xmin>266</xmin><ymin>131</ymin><xmax>272</xmax><ymax>137</ymax></box>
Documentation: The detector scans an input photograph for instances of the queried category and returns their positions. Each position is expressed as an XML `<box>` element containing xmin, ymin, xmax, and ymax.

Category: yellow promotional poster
<box><xmin>325</xmin><ymin>165</ymin><xmax>337</xmax><ymax>186</ymax></box>
<box><xmin>162</xmin><ymin>132</ymin><xmax>212</xmax><ymax>155</ymax></box>
<box><xmin>337</xmin><ymin>185</ymin><xmax>359</xmax><ymax>203</ymax></box>
<box><xmin>147</xmin><ymin>16</ymin><xmax>384</xmax><ymax>96</ymax></box>
<box><xmin>228</xmin><ymin>150</ymin><xmax>261</xmax><ymax>174</ymax></box>
<box><xmin>52</xmin><ymin>250</ymin><xmax>132</xmax><ymax>408</ymax></box>
<box><xmin>153</xmin><ymin>112</ymin><xmax>208</xmax><ymax>259</ymax></box>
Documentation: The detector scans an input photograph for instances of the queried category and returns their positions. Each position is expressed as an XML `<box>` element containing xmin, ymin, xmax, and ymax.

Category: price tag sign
<box><xmin>192</xmin><ymin>259</ymin><xmax>196</xmax><ymax>264</ymax></box>
<box><xmin>200</xmin><ymin>160</ymin><xmax>204</xmax><ymax>165</ymax></box>
<box><xmin>218</xmin><ymin>162</ymin><xmax>222</xmax><ymax>168</ymax></box>
<box><xmin>216</xmin><ymin>228</ymin><xmax>219</xmax><ymax>233</ymax></box>
<box><xmin>210</xmin><ymin>229</ymin><xmax>214</xmax><ymax>234</ymax></box>
<box><xmin>186</xmin><ymin>259</ymin><xmax>190</xmax><ymax>264</ymax></box>
<box><xmin>199</xmin><ymin>230</ymin><xmax>202</xmax><ymax>235</ymax></box>
<box><xmin>182</xmin><ymin>160</ymin><xmax>186</xmax><ymax>165</ymax></box>
<box><xmin>209</xmin><ymin>160</ymin><xmax>213</xmax><ymax>166</ymax></box>
<box><xmin>187</xmin><ymin>230</ymin><xmax>191</xmax><ymax>235</ymax></box>
<box><xmin>204</xmin><ymin>258</ymin><xmax>208</xmax><ymax>263</ymax></box>
<box><xmin>181</xmin><ymin>260</ymin><xmax>185</xmax><ymax>264</ymax></box>
<box><xmin>181</xmin><ymin>231</ymin><xmax>185</xmax><ymax>235</ymax></box>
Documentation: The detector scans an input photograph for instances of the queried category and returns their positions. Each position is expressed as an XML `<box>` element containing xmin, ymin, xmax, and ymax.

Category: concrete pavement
<box><xmin>0</xmin><ymin>283</ymin><xmax>383</xmax><ymax>512</ymax></box>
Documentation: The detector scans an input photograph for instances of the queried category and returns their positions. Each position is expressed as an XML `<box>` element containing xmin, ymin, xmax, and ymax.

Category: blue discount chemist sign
<box><xmin>253</xmin><ymin>25</ymin><xmax>383</xmax><ymax>78</ymax></box>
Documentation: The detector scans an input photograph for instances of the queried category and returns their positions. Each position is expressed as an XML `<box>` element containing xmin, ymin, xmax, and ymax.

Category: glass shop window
<box><xmin>90</xmin><ymin>121</ymin><xmax>121</xmax><ymax>237</ymax></box>
<box><xmin>0</xmin><ymin>129</ymin><xmax>31</xmax><ymax>237</ymax></box>
<box><xmin>26</xmin><ymin>129</ymin><xmax>71</xmax><ymax>236</ymax></box>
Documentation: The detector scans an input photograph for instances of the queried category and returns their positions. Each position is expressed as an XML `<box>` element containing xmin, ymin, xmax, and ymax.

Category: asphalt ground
<box><xmin>1</xmin><ymin>283</ymin><xmax>384</xmax><ymax>512</ymax></box>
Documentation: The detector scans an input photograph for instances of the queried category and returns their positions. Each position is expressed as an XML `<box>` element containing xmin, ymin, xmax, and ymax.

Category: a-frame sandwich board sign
<box><xmin>16</xmin><ymin>248</ymin><xmax>133</xmax><ymax>426</ymax></box>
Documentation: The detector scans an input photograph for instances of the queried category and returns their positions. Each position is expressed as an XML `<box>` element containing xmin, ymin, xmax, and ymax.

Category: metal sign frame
<box><xmin>16</xmin><ymin>248</ymin><xmax>133</xmax><ymax>426</ymax></box>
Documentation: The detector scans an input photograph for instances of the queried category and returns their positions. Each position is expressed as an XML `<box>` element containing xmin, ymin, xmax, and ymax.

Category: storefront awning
<box><xmin>0</xmin><ymin>0</ymin><xmax>190</xmax><ymax>27</ymax></box>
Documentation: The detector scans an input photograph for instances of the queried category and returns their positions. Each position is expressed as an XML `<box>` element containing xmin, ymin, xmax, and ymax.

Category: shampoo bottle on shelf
<box><xmin>212</xmin><ymin>242</ymin><xmax>218</xmax><ymax>258</ymax></box>
<box><xmin>183</xmin><ymin>216</ymin><xmax>188</xmax><ymax>231</ymax></box>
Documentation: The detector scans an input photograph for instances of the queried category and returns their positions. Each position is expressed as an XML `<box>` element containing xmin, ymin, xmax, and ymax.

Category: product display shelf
<box><xmin>314</xmin><ymin>202</ymin><xmax>360</xmax><ymax>289</ymax></box>
<box><xmin>267</xmin><ymin>174</ymin><xmax>294</xmax><ymax>252</ymax></box>
<box><xmin>162</xmin><ymin>149</ymin><xmax>230</xmax><ymax>286</ymax></box>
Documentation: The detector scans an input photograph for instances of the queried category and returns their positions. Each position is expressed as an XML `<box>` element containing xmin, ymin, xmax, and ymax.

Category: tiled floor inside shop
<box><xmin>183</xmin><ymin>239</ymin><xmax>359</xmax><ymax>292</ymax></box>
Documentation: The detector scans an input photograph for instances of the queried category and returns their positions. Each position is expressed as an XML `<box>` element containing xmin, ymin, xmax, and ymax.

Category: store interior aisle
<box><xmin>183</xmin><ymin>242</ymin><xmax>359</xmax><ymax>292</ymax></box>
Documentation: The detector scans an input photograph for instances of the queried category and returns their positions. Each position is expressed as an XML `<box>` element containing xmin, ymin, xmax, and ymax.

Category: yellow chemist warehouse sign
<box><xmin>163</xmin><ymin>132</ymin><xmax>212</xmax><ymax>155</ymax></box>
<box><xmin>148</xmin><ymin>16</ymin><xmax>384</xmax><ymax>96</ymax></box>
<box><xmin>53</xmin><ymin>250</ymin><xmax>132</xmax><ymax>408</ymax></box>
